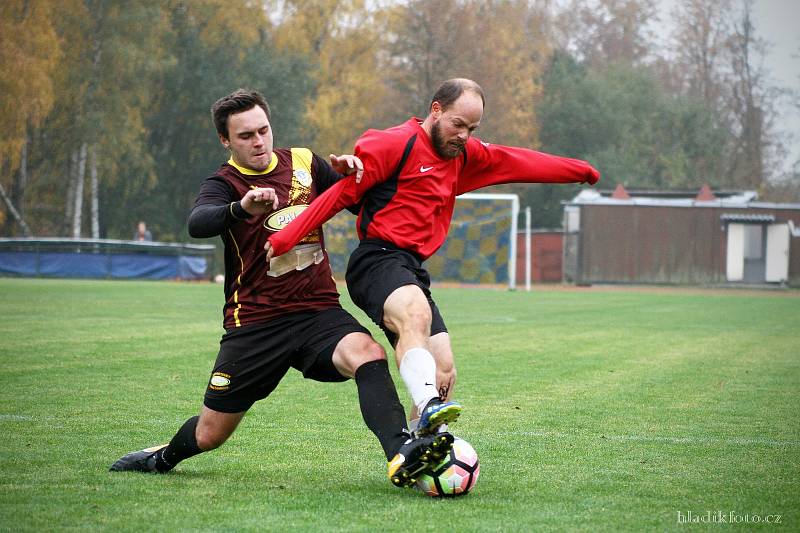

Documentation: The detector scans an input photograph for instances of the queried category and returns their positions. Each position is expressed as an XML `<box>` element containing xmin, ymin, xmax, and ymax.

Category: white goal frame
<box><xmin>455</xmin><ymin>193</ymin><xmax>520</xmax><ymax>290</ymax></box>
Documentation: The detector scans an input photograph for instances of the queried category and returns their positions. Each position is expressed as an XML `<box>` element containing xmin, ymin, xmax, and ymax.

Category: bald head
<box><xmin>422</xmin><ymin>78</ymin><xmax>485</xmax><ymax>159</ymax></box>
<box><xmin>429</xmin><ymin>78</ymin><xmax>485</xmax><ymax>113</ymax></box>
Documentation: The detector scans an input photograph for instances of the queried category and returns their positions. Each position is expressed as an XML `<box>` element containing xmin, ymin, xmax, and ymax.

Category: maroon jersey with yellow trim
<box><xmin>190</xmin><ymin>148</ymin><xmax>343</xmax><ymax>329</ymax></box>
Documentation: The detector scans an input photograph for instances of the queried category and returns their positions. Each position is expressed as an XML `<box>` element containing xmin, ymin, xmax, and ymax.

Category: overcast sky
<box><xmin>742</xmin><ymin>0</ymin><xmax>799</xmax><ymax>174</ymax></box>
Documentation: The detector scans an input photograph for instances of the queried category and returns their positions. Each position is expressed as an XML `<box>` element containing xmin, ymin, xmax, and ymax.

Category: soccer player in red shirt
<box><xmin>110</xmin><ymin>89</ymin><xmax>452</xmax><ymax>488</ymax></box>
<box><xmin>266</xmin><ymin>79</ymin><xmax>600</xmax><ymax>434</ymax></box>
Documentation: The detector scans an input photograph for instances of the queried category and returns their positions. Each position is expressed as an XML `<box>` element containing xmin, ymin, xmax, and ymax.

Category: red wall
<box><xmin>516</xmin><ymin>231</ymin><xmax>564</xmax><ymax>283</ymax></box>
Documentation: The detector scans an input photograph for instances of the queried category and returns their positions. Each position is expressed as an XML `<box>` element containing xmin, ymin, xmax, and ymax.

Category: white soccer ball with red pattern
<box><xmin>416</xmin><ymin>438</ymin><xmax>480</xmax><ymax>497</ymax></box>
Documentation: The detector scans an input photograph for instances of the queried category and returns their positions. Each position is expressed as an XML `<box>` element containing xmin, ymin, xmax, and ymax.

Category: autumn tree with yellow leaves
<box><xmin>269</xmin><ymin>0</ymin><xmax>388</xmax><ymax>154</ymax></box>
<box><xmin>1</xmin><ymin>0</ymin><xmax>795</xmax><ymax>237</ymax></box>
<box><xmin>0</xmin><ymin>0</ymin><xmax>61</xmax><ymax>234</ymax></box>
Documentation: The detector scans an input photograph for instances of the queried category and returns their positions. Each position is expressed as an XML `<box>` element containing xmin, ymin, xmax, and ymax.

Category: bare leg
<box><xmin>429</xmin><ymin>332</ymin><xmax>456</xmax><ymax>402</ymax></box>
<box><xmin>195</xmin><ymin>405</ymin><xmax>246</xmax><ymax>451</ymax></box>
<box><xmin>382</xmin><ymin>284</ymin><xmax>433</xmax><ymax>366</ymax></box>
<box><xmin>110</xmin><ymin>406</ymin><xmax>245</xmax><ymax>472</ymax></box>
<box><xmin>382</xmin><ymin>285</ymin><xmax>460</xmax><ymax>434</ymax></box>
<box><xmin>410</xmin><ymin>332</ymin><xmax>457</xmax><ymax>421</ymax></box>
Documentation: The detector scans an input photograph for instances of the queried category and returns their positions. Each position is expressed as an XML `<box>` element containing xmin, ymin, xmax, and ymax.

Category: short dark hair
<box><xmin>211</xmin><ymin>89</ymin><xmax>271</xmax><ymax>139</ymax></box>
<box><xmin>429</xmin><ymin>78</ymin><xmax>485</xmax><ymax>112</ymax></box>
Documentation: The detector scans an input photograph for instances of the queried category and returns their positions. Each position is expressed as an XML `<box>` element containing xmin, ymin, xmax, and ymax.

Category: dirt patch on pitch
<box><xmin>430</xmin><ymin>282</ymin><xmax>799</xmax><ymax>297</ymax></box>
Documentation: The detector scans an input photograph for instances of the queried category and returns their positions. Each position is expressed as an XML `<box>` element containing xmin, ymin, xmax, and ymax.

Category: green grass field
<box><xmin>0</xmin><ymin>278</ymin><xmax>798</xmax><ymax>532</ymax></box>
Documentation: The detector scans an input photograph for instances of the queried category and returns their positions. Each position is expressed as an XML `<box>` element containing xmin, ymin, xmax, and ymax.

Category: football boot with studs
<box><xmin>387</xmin><ymin>432</ymin><xmax>454</xmax><ymax>488</ymax></box>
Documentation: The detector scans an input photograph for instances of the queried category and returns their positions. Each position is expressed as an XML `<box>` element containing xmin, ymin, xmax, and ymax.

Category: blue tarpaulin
<box><xmin>0</xmin><ymin>239</ymin><xmax>215</xmax><ymax>281</ymax></box>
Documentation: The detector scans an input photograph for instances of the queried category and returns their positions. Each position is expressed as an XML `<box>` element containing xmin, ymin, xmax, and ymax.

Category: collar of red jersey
<box><xmin>227</xmin><ymin>153</ymin><xmax>278</xmax><ymax>175</ymax></box>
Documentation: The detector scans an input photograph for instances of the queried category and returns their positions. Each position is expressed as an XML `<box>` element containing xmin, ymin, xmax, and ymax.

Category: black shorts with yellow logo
<box><xmin>204</xmin><ymin>307</ymin><xmax>370</xmax><ymax>413</ymax></box>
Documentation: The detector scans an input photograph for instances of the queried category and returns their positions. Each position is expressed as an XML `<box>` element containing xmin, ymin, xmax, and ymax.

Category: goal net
<box><xmin>324</xmin><ymin>193</ymin><xmax>520</xmax><ymax>289</ymax></box>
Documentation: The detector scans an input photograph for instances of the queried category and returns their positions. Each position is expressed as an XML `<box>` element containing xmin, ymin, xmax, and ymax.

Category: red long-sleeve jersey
<box><xmin>268</xmin><ymin>118</ymin><xmax>599</xmax><ymax>261</ymax></box>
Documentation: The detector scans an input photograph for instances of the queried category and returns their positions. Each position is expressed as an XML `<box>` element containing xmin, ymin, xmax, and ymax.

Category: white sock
<box><xmin>399</xmin><ymin>347</ymin><xmax>439</xmax><ymax>413</ymax></box>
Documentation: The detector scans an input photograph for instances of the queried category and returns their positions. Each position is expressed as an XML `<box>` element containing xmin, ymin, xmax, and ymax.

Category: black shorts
<box><xmin>345</xmin><ymin>239</ymin><xmax>447</xmax><ymax>347</ymax></box>
<box><xmin>203</xmin><ymin>307</ymin><xmax>370</xmax><ymax>413</ymax></box>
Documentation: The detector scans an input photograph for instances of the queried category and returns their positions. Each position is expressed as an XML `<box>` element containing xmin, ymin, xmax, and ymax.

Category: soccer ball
<box><xmin>416</xmin><ymin>438</ymin><xmax>480</xmax><ymax>497</ymax></box>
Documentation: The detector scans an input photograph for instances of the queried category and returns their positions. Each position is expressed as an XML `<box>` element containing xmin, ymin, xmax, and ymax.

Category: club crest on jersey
<box><xmin>293</xmin><ymin>169</ymin><xmax>312</xmax><ymax>187</ymax></box>
<box><xmin>264</xmin><ymin>204</ymin><xmax>308</xmax><ymax>231</ymax></box>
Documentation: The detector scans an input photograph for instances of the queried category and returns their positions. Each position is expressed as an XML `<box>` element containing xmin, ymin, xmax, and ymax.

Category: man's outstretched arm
<box><xmin>456</xmin><ymin>141</ymin><xmax>599</xmax><ymax>195</ymax></box>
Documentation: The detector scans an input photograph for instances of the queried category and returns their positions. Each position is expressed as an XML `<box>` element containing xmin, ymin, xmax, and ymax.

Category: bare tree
<box><xmin>90</xmin><ymin>145</ymin><xmax>100</xmax><ymax>239</ymax></box>
<box><xmin>725</xmin><ymin>0</ymin><xmax>778</xmax><ymax>188</ymax></box>
<box><xmin>0</xmin><ymin>150</ymin><xmax>32</xmax><ymax>236</ymax></box>
<box><xmin>555</xmin><ymin>0</ymin><xmax>658</xmax><ymax>67</ymax></box>
<box><xmin>383</xmin><ymin>0</ymin><xmax>475</xmax><ymax>120</ymax></box>
<box><xmin>667</xmin><ymin>0</ymin><xmax>782</xmax><ymax>188</ymax></box>
<box><xmin>72</xmin><ymin>142</ymin><xmax>87</xmax><ymax>238</ymax></box>
<box><xmin>669</xmin><ymin>0</ymin><xmax>732</xmax><ymax>104</ymax></box>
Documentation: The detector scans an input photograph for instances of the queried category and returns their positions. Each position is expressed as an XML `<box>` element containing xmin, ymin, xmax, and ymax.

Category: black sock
<box><xmin>155</xmin><ymin>415</ymin><xmax>202</xmax><ymax>472</ymax></box>
<box><xmin>354</xmin><ymin>359</ymin><xmax>410</xmax><ymax>460</ymax></box>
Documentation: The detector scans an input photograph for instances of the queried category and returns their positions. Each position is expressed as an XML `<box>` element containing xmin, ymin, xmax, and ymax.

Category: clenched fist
<box><xmin>241</xmin><ymin>187</ymin><xmax>279</xmax><ymax>215</ymax></box>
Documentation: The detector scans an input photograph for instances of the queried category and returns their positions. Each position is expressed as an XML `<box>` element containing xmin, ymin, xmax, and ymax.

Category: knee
<box><xmin>362</xmin><ymin>339</ymin><xmax>387</xmax><ymax>363</ymax></box>
<box><xmin>390</xmin><ymin>299</ymin><xmax>432</xmax><ymax>336</ymax></box>
<box><xmin>348</xmin><ymin>337</ymin><xmax>387</xmax><ymax>369</ymax></box>
<box><xmin>384</xmin><ymin>287</ymin><xmax>432</xmax><ymax>335</ymax></box>
<box><xmin>335</xmin><ymin>334</ymin><xmax>387</xmax><ymax>377</ymax></box>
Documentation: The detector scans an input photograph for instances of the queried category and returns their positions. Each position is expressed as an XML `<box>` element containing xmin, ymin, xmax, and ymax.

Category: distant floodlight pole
<box><xmin>525</xmin><ymin>206</ymin><xmax>531</xmax><ymax>292</ymax></box>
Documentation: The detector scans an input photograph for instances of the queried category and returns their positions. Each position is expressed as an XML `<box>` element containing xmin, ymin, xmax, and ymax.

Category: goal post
<box><xmin>437</xmin><ymin>193</ymin><xmax>520</xmax><ymax>289</ymax></box>
<box><xmin>465</xmin><ymin>192</ymin><xmax>519</xmax><ymax>289</ymax></box>
<box><xmin>324</xmin><ymin>192</ymin><xmax>520</xmax><ymax>289</ymax></box>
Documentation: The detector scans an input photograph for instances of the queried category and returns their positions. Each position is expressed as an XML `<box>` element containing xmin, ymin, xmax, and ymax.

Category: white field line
<box><xmin>512</xmin><ymin>430</ymin><xmax>800</xmax><ymax>447</ymax></box>
<box><xmin>0</xmin><ymin>414</ymin><xmax>36</xmax><ymax>421</ymax></box>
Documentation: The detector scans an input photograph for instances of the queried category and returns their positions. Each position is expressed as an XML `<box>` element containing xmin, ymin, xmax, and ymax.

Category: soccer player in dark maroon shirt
<box><xmin>267</xmin><ymin>79</ymin><xmax>600</xmax><ymax>434</ymax></box>
<box><xmin>110</xmin><ymin>89</ymin><xmax>452</xmax><ymax>489</ymax></box>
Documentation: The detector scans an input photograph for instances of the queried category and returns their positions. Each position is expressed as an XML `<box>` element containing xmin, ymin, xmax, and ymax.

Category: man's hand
<box><xmin>329</xmin><ymin>154</ymin><xmax>364</xmax><ymax>183</ymax></box>
<box><xmin>585</xmin><ymin>165</ymin><xmax>600</xmax><ymax>186</ymax></box>
<box><xmin>241</xmin><ymin>187</ymin><xmax>279</xmax><ymax>215</ymax></box>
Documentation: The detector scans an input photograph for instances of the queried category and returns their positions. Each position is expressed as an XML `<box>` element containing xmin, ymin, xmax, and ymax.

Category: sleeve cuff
<box><xmin>229</xmin><ymin>201</ymin><xmax>252</xmax><ymax>220</ymax></box>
